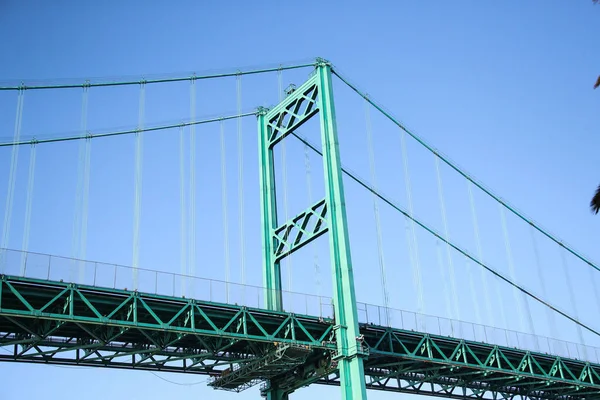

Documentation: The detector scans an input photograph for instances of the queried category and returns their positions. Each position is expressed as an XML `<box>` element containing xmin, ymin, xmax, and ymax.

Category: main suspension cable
<box><xmin>0</xmin><ymin>61</ymin><xmax>316</xmax><ymax>91</ymax></box>
<box><xmin>331</xmin><ymin>67</ymin><xmax>600</xmax><ymax>275</ymax></box>
<box><xmin>0</xmin><ymin>111</ymin><xmax>257</xmax><ymax>148</ymax></box>
<box><xmin>292</xmin><ymin>131</ymin><xmax>600</xmax><ymax>338</ymax></box>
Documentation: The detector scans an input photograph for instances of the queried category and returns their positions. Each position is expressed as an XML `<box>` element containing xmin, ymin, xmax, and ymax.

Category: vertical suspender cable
<box><xmin>76</xmin><ymin>84</ymin><xmax>91</xmax><ymax>282</ymax></box>
<box><xmin>400</xmin><ymin>129</ymin><xmax>425</xmax><ymax>316</ymax></box>
<box><xmin>132</xmin><ymin>82</ymin><xmax>145</xmax><ymax>290</ymax></box>
<box><xmin>364</xmin><ymin>98</ymin><xmax>390</xmax><ymax>324</ymax></box>
<box><xmin>588</xmin><ymin>261</ymin><xmax>600</xmax><ymax>324</ymax></box>
<box><xmin>522</xmin><ymin>274</ymin><xmax>536</xmax><ymax>348</ymax></box>
<box><xmin>560</xmin><ymin>248</ymin><xmax>586</xmax><ymax>353</ymax></box>
<box><xmin>434</xmin><ymin>155</ymin><xmax>460</xmax><ymax>322</ymax></box>
<box><xmin>303</xmin><ymin>141</ymin><xmax>321</xmax><ymax>296</ymax></box>
<box><xmin>468</xmin><ymin>181</ymin><xmax>494</xmax><ymax>326</ymax></box>
<box><xmin>20</xmin><ymin>143</ymin><xmax>36</xmax><ymax>275</ymax></box>
<box><xmin>179</xmin><ymin>125</ymin><xmax>187</xmax><ymax>297</ymax></box>
<box><xmin>236</xmin><ymin>74</ymin><xmax>246</xmax><ymax>285</ymax></box>
<box><xmin>464</xmin><ymin>259</ymin><xmax>482</xmax><ymax>325</ymax></box>
<box><xmin>278</xmin><ymin>69</ymin><xmax>292</xmax><ymax>292</ymax></box>
<box><xmin>189</xmin><ymin>77</ymin><xmax>196</xmax><ymax>292</ymax></box>
<box><xmin>435</xmin><ymin>239</ymin><xmax>453</xmax><ymax>321</ymax></box>
<box><xmin>281</xmin><ymin>129</ymin><xmax>292</xmax><ymax>292</ymax></box>
<box><xmin>72</xmin><ymin>138</ymin><xmax>83</xmax><ymax>276</ymax></box>
<box><xmin>2</xmin><ymin>88</ymin><xmax>25</xmax><ymax>272</ymax></box>
<box><xmin>457</xmin><ymin>180</ymin><xmax>482</xmax><ymax>327</ymax></box>
<box><xmin>278</xmin><ymin>68</ymin><xmax>283</xmax><ymax>102</ymax></box>
<box><xmin>81</xmin><ymin>137</ymin><xmax>91</xmax><ymax>269</ymax></box>
<box><xmin>530</xmin><ymin>225</ymin><xmax>557</xmax><ymax>339</ymax></box>
<box><xmin>73</xmin><ymin>85</ymin><xmax>90</xmax><ymax>274</ymax></box>
<box><xmin>220</xmin><ymin>120</ymin><xmax>231</xmax><ymax>302</ymax></box>
<box><xmin>500</xmin><ymin>205</ymin><xmax>535</xmax><ymax>336</ymax></box>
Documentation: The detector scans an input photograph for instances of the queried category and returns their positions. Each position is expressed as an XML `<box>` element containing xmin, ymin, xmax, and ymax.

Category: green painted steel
<box><xmin>259</xmin><ymin>72</ymin><xmax>324</xmax><ymax>399</ymax></box>
<box><xmin>263</xmin><ymin>75</ymin><xmax>319</xmax><ymax>148</ymax></box>
<box><xmin>257</xmin><ymin>72</ymin><xmax>329</xmax><ymax>310</ymax></box>
<box><xmin>2</xmin><ymin>273</ymin><xmax>600</xmax><ymax>399</ymax></box>
<box><xmin>289</xmin><ymin>130</ymin><xmax>600</xmax><ymax>340</ymax></box>
<box><xmin>272</xmin><ymin>198</ymin><xmax>328</xmax><ymax>262</ymax></box>
<box><xmin>264</xmin><ymin>385</ymin><xmax>289</xmax><ymax>400</ymax></box>
<box><xmin>337</xmin><ymin>325</ymin><xmax>600</xmax><ymax>399</ymax></box>
<box><xmin>210</xmin><ymin>344</ymin><xmax>312</xmax><ymax>391</ymax></box>
<box><xmin>258</xmin><ymin>107</ymin><xmax>282</xmax><ymax>312</ymax></box>
<box><xmin>315</xmin><ymin>60</ymin><xmax>368</xmax><ymax>400</ymax></box>
<box><xmin>3</xmin><ymin>57</ymin><xmax>600</xmax><ymax>400</ymax></box>
<box><xmin>258</xmin><ymin>60</ymin><xmax>368</xmax><ymax>399</ymax></box>
<box><xmin>0</xmin><ymin>273</ymin><xmax>334</xmax><ymax>390</ymax></box>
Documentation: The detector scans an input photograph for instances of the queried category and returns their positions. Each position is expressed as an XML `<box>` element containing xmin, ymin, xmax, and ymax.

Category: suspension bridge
<box><xmin>0</xmin><ymin>58</ymin><xmax>599</xmax><ymax>400</ymax></box>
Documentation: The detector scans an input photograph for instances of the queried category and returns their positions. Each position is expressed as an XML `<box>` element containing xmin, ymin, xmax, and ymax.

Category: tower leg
<box><xmin>263</xmin><ymin>383</ymin><xmax>289</xmax><ymax>400</ymax></box>
<box><xmin>266</xmin><ymin>389</ymin><xmax>288</xmax><ymax>400</ymax></box>
<box><xmin>257</xmin><ymin>107</ymin><xmax>282</xmax><ymax>311</ymax></box>
<box><xmin>317</xmin><ymin>60</ymin><xmax>368</xmax><ymax>400</ymax></box>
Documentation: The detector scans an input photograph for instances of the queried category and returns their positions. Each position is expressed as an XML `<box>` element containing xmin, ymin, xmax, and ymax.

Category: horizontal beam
<box><xmin>273</xmin><ymin>199</ymin><xmax>328</xmax><ymax>261</ymax></box>
<box><xmin>265</xmin><ymin>75</ymin><xmax>319</xmax><ymax>148</ymax></box>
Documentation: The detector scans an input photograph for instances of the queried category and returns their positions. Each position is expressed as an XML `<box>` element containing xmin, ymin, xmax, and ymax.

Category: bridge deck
<box><xmin>1</xmin><ymin>274</ymin><xmax>599</xmax><ymax>399</ymax></box>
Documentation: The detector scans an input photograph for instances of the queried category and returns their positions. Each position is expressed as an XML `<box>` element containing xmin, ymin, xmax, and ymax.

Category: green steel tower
<box><xmin>258</xmin><ymin>59</ymin><xmax>368</xmax><ymax>400</ymax></box>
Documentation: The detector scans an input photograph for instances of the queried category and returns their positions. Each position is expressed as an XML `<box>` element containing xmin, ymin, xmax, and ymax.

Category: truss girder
<box><xmin>1</xmin><ymin>275</ymin><xmax>600</xmax><ymax>399</ymax></box>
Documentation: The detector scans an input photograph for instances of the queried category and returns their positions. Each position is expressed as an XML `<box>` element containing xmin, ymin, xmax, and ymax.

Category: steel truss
<box><xmin>1</xmin><ymin>274</ymin><xmax>600</xmax><ymax>399</ymax></box>
<box><xmin>0</xmin><ymin>275</ymin><xmax>333</xmax><ymax>375</ymax></box>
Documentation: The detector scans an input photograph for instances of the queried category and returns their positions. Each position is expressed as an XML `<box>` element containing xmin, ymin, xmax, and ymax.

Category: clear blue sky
<box><xmin>0</xmin><ymin>1</ymin><xmax>599</xmax><ymax>399</ymax></box>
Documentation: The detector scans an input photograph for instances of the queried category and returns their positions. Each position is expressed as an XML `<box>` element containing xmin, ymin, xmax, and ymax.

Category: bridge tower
<box><xmin>258</xmin><ymin>59</ymin><xmax>368</xmax><ymax>400</ymax></box>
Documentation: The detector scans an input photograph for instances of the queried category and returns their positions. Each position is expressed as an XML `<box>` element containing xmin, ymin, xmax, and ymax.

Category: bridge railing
<box><xmin>0</xmin><ymin>248</ymin><xmax>335</xmax><ymax>320</ymax></box>
<box><xmin>355</xmin><ymin>302</ymin><xmax>600</xmax><ymax>364</ymax></box>
<box><xmin>1</xmin><ymin>248</ymin><xmax>599</xmax><ymax>364</ymax></box>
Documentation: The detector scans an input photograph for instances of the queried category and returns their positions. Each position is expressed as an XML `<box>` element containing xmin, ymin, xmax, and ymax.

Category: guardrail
<box><xmin>0</xmin><ymin>248</ymin><xmax>334</xmax><ymax>320</ymax></box>
<box><xmin>355</xmin><ymin>302</ymin><xmax>600</xmax><ymax>364</ymax></box>
<box><xmin>1</xmin><ymin>247</ymin><xmax>598</xmax><ymax>364</ymax></box>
